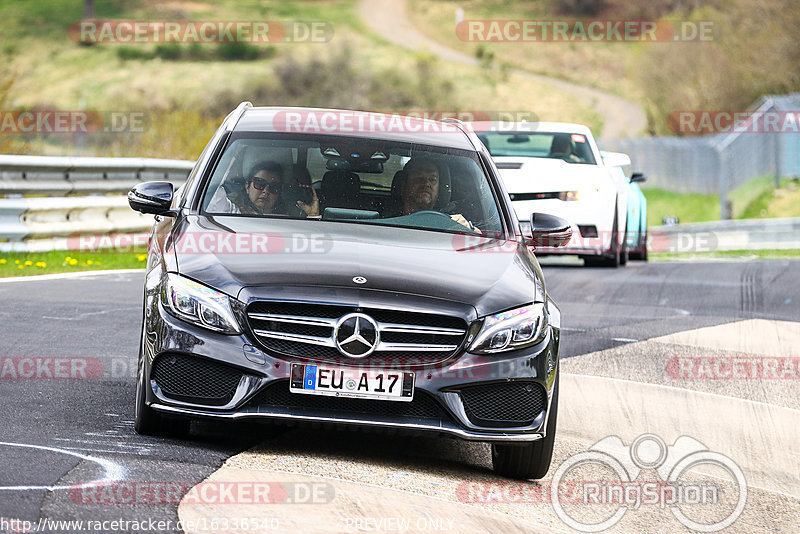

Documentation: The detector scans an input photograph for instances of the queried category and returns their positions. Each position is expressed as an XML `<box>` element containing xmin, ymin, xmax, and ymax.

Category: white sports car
<box><xmin>479</xmin><ymin>122</ymin><xmax>630</xmax><ymax>267</ymax></box>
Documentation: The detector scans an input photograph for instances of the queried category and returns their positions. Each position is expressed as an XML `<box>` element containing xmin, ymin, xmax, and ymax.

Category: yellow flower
<box><xmin>69</xmin><ymin>258</ymin><xmax>78</xmax><ymax>266</ymax></box>
<box><xmin>65</xmin><ymin>256</ymin><xmax>72</xmax><ymax>262</ymax></box>
<box><xmin>15</xmin><ymin>259</ymin><xmax>20</xmax><ymax>264</ymax></box>
<box><xmin>87</xmin><ymin>260</ymin><xmax>94</xmax><ymax>265</ymax></box>
<box><xmin>24</xmin><ymin>260</ymin><xmax>32</xmax><ymax>266</ymax></box>
<box><xmin>0</xmin><ymin>258</ymin><xmax>6</xmax><ymax>264</ymax></box>
<box><xmin>136</xmin><ymin>254</ymin><xmax>148</xmax><ymax>262</ymax></box>
<box><xmin>35</xmin><ymin>262</ymin><xmax>46</xmax><ymax>268</ymax></box>
<box><xmin>18</xmin><ymin>265</ymin><xmax>23</xmax><ymax>269</ymax></box>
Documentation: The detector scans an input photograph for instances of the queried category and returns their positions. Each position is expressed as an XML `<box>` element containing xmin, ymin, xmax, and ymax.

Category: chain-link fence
<box><xmin>600</xmin><ymin>94</ymin><xmax>800</xmax><ymax>218</ymax></box>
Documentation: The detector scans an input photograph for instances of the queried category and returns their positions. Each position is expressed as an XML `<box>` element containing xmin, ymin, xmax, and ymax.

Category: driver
<box><xmin>549</xmin><ymin>134</ymin><xmax>581</xmax><ymax>163</ymax></box>
<box><xmin>397</xmin><ymin>158</ymin><xmax>478</xmax><ymax>232</ymax></box>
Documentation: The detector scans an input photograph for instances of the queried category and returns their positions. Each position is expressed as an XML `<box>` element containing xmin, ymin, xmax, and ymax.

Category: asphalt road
<box><xmin>0</xmin><ymin>259</ymin><xmax>797</xmax><ymax>532</ymax></box>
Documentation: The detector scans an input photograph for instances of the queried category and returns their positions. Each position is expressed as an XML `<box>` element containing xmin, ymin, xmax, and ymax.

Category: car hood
<box><xmin>494</xmin><ymin>156</ymin><xmax>606</xmax><ymax>193</ymax></box>
<box><xmin>172</xmin><ymin>215</ymin><xmax>543</xmax><ymax>317</ymax></box>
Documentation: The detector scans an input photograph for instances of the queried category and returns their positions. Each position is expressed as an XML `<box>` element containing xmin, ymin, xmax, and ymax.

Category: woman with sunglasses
<box><xmin>226</xmin><ymin>161</ymin><xmax>319</xmax><ymax>217</ymax></box>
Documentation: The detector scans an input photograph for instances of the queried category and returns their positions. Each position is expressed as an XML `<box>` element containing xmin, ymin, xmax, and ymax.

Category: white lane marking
<box><xmin>0</xmin><ymin>441</ymin><xmax>126</xmax><ymax>491</ymax></box>
<box><xmin>59</xmin><ymin>447</ymin><xmax>148</xmax><ymax>456</ymax></box>
<box><xmin>611</xmin><ymin>337</ymin><xmax>639</xmax><ymax>343</ymax></box>
<box><xmin>0</xmin><ymin>269</ymin><xmax>141</xmax><ymax>284</ymax></box>
<box><xmin>52</xmin><ymin>438</ymin><xmax>150</xmax><ymax>450</ymax></box>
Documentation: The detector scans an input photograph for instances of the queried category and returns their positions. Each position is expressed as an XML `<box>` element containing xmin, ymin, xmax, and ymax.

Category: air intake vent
<box><xmin>152</xmin><ymin>353</ymin><xmax>243</xmax><ymax>406</ymax></box>
<box><xmin>460</xmin><ymin>381</ymin><xmax>546</xmax><ymax>428</ymax></box>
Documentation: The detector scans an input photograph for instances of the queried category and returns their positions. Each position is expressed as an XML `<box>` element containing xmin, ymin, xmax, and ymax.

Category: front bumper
<box><xmin>141</xmin><ymin>297</ymin><xmax>560</xmax><ymax>443</ymax></box>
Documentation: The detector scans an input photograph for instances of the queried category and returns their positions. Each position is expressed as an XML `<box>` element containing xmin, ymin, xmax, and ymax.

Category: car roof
<box><xmin>233</xmin><ymin>107</ymin><xmax>477</xmax><ymax>150</ymax></box>
<box><xmin>477</xmin><ymin>121</ymin><xmax>595</xmax><ymax>136</ymax></box>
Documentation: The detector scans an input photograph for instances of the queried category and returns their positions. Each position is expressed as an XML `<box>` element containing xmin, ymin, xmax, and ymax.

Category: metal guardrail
<box><xmin>651</xmin><ymin>218</ymin><xmax>800</xmax><ymax>254</ymax></box>
<box><xmin>1</xmin><ymin>155</ymin><xmax>798</xmax><ymax>254</ymax></box>
<box><xmin>0</xmin><ymin>155</ymin><xmax>193</xmax><ymax>250</ymax></box>
<box><xmin>0</xmin><ymin>155</ymin><xmax>194</xmax><ymax>196</ymax></box>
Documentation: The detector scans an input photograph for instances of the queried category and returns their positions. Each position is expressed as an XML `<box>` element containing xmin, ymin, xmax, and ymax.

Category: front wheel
<box><xmin>134</xmin><ymin>354</ymin><xmax>162</xmax><ymax>435</ymax></box>
<box><xmin>492</xmin><ymin>373</ymin><xmax>559</xmax><ymax>479</ymax></box>
<box><xmin>630</xmin><ymin>225</ymin><xmax>648</xmax><ymax>261</ymax></box>
<box><xmin>584</xmin><ymin>211</ymin><xmax>621</xmax><ymax>268</ymax></box>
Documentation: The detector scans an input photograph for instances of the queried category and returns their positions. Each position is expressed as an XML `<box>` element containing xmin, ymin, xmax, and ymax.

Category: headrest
<box><xmin>321</xmin><ymin>171</ymin><xmax>360</xmax><ymax>199</ymax></box>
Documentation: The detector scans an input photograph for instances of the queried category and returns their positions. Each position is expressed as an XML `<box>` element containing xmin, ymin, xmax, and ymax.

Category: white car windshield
<box><xmin>201</xmin><ymin>134</ymin><xmax>503</xmax><ymax>235</ymax></box>
<box><xmin>478</xmin><ymin>131</ymin><xmax>597</xmax><ymax>164</ymax></box>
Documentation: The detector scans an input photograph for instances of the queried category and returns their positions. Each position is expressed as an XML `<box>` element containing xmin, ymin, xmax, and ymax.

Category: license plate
<box><xmin>289</xmin><ymin>363</ymin><xmax>414</xmax><ymax>402</ymax></box>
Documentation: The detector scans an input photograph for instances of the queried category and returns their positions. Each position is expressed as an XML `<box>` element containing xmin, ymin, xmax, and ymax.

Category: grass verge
<box><xmin>651</xmin><ymin>249</ymin><xmax>800</xmax><ymax>261</ymax></box>
<box><xmin>643</xmin><ymin>188</ymin><xmax>720</xmax><ymax>227</ymax></box>
<box><xmin>644</xmin><ymin>176</ymin><xmax>800</xmax><ymax>227</ymax></box>
<box><xmin>0</xmin><ymin>250</ymin><xmax>146</xmax><ymax>277</ymax></box>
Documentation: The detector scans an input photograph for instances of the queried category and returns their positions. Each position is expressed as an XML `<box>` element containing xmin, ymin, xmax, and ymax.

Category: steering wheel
<box><xmin>410</xmin><ymin>209</ymin><xmax>455</xmax><ymax>220</ymax></box>
<box><xmin>409</xmin><ymin>210</ymin><xmax>481</xmax><ymax>233</ymax></box>
<box><xmin>549</xmin><ymin>152</ymin><xmax>572</xmax><ymax>160</ymax></box>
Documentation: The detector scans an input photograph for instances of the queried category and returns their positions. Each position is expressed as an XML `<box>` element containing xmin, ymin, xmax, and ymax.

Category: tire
<box><xmin>630</xmin><ymin>218</ymin><xmax>648</xmax><ymax>261</ymax></box>
<box><xmin>134</xmin><ymin>353</ymin><xmax>163</xmax><ymax>436</ymax></box>
<box><xmin>584</xmin><ymin>211</ymin><xmax>620</xmax><ymax>267</ymax></box>
<box><xmin>492</xmin><ymin>372</ymin><xmax>559</xmax><ymax>480</ymax></box>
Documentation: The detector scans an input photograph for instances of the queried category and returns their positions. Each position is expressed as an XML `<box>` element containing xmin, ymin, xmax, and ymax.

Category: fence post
<box><xmin>775</xmin><ymin>132</ymin><xmax>782</xmax><ymax>188</ymax></box>
<box><xmin>717</xmin><ymin>146</ymin><xmax>729</xmax><ymax>220</ymax></box>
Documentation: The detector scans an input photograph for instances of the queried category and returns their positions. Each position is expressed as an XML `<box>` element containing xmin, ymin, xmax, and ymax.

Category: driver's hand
<box><xmin>450</xmin><ymin>214</ymin><xmax>482</xmax><ymax>234</ymax></box>
<box><xmin>297</xmin><ymin>185</ymin><xmax>320</xmax><ymax>217</ymax></box>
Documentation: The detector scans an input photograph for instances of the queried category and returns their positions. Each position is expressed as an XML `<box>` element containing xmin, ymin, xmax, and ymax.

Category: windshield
<box><xmin>478</xmin><ymin>131</ymin><xmax>597</xmax><ymax>164</ymax></box>
<box><xmin>201</xmin><ymin>134</ymin><xmax>503</xmax><ymax>235</ymax></box>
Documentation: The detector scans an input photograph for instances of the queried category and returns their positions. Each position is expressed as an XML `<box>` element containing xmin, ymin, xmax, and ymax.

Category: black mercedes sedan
<box><xmin>128</xmin><ymin>103</ymin><xmax>571</xmax><ymax>479</ymax></box>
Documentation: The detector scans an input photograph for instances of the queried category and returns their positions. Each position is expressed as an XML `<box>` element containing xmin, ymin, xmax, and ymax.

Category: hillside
<box><xmin>0</xmin><ymin>0</ymin><xmax>602</xmax><ymax>159</ymax></box>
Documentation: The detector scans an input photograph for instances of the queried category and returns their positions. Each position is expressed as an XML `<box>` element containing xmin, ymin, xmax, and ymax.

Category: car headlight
<box><xmin>160</xmin><ymin>273</ymin><xmax>241</xmax><ymax>334</ymax></box>
<box><xmin>469</xmin><ymin>303</ymin><xmax>547</xmax><ymax>353</ymax></box>
<box><xmin>558</xmin><ymin>190</ymin><xmax>580</xmax><ymax>201</ymax></box>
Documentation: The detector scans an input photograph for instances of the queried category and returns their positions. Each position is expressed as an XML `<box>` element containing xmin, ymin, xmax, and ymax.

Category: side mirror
<box><xmin>601</xmin><ymin>151</ymin><xmax>632</xmax><ymax>168</ymax></box>
<box><xmin>128</xmin><ymin>181</ymin><xmax>177</xmax><ymax>216</ymax></box>
<box><xmin>526</xmin><ymin>213</ymin><xmax>573</xmax><ymax>248</ymax></box>
<box><xmin>630</xmin><ymin>172</ymin><xmax>647</xmax><ymax>183</ymax></box>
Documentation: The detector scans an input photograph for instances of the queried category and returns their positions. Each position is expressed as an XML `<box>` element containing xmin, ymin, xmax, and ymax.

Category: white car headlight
<box><xmin>469</xmin><ymin>303</ymin><xmax>547</xmax><ymax>354</ymax></box>
<box><xmin>161</xmin><ymin>273</ymin><xmax>241</xmax><ymax>334</ymax></box>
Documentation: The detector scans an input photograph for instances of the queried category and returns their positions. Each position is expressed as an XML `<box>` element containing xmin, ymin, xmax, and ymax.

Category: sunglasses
<box><xmin>250</xmin><ymin>179</ymin><xmax>282</xmax><ymax>194</ymax></box>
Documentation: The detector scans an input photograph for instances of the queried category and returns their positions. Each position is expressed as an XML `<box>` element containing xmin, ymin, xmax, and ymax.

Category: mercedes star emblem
<box><xmin>352</xmin><ymin>276</ymin><xmax>367</xmax><ymax>284</ymax></box>
<box><xmin>334</xmin><ymin>313</ymin><xmax>379</xmax><ymax>358</ymax></box>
